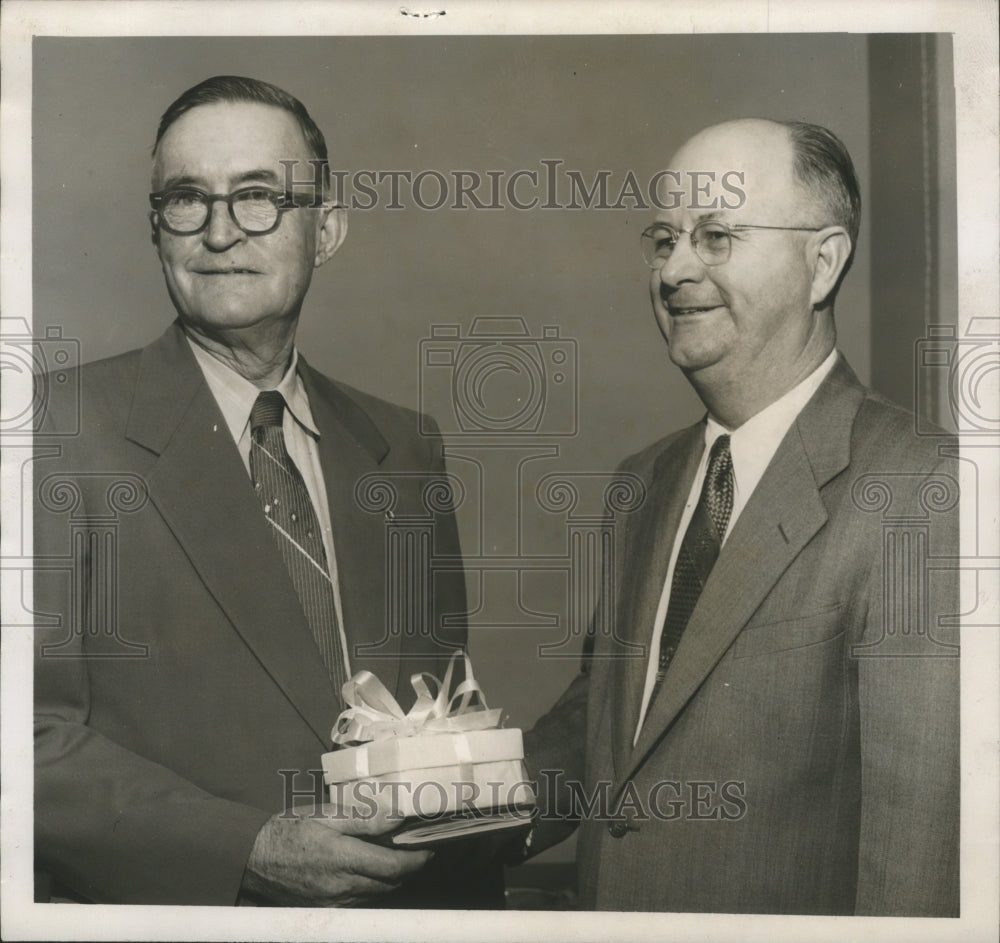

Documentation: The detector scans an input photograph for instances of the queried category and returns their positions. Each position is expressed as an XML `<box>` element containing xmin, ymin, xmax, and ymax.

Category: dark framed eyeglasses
<box><xmin>149</xmin><ymin>186</ymin><xmax>322</xmax><ymax>236</ymax></box>
<box><xmin>640</xmin><ymin>220</ymin><xmax>826</xmax><ymax>267</ymax></box>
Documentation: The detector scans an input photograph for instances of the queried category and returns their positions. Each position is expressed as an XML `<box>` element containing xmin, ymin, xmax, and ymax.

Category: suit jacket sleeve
<box><xmin>34</xmin><ymin>652</ymin><xmax>272</xmax><ymax>904</ymax></box>
<box><xmin>521</xmin><ymin>666</ymin><xmax>590</xmax><ymax>855</ymax></box>
<box><xmin>854</xmin><ymin>453</ymin><xmax>960</xmax><ymax>916</ymax></box>
<box><xmin>33</xmin><ymin>399</ymin><xmax>271</xmax><ymax>905</ymax></box>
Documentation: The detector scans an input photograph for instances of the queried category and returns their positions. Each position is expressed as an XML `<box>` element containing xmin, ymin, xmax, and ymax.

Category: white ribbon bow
<box><xmin>331</xmin><ymin>649</ymin><xmax>502</xmax><ymax>745</ymax></box>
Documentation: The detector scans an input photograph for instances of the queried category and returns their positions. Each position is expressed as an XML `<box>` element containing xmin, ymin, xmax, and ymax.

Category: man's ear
<box><xmin>149</xmin><ymin>211</ymin><xmax>161</xmax><ymax>249</ymax></box>
<box><xmin>314</xmin><ymin>205</ymin><xmax>348</xmax><ymax>268</ymax></box>
<box><xmin>809</xmin><ymin>226</ymin><xmax>851</xmax><ymax>307</ymax></box>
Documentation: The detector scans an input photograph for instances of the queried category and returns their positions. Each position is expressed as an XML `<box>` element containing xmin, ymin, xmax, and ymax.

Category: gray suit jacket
<box><xmin>33</xmin><ymin>322</ymin><xmax>501</xmax><ymax>906</ymax></box>
<box><xmin>525</xmin><ymin>356</ymin><xmax>959</xmax><ymax>915</ymax></box>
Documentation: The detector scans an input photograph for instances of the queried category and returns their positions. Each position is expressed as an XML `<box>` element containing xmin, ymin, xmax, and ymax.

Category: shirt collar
<box><xmin>185</xmin><ymin>335</ymin><xmax>320</xmax><ymax>442</ymax></box>
<box><xmin>704</xmin><ymin>349</ymin><xmax>838</xmax><ymax>499</ymax></box>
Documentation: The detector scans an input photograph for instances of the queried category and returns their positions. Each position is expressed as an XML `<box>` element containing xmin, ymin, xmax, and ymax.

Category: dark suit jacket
<box><xmin>33</xmin><ymin>322</ymin><xmax>498</xmax><ymax>907</ymax></box>
<box><xmin>525</xmin><ymin>356</ymin><xmax>960</xmax><ymax>915</ymax></box>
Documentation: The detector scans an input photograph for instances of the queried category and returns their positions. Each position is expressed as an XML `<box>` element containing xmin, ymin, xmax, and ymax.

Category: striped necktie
<box><xmin>647</xmin><ymin>433</ymin><xmax>734</xmax><ymax>710</ymax></box>
<box><xmin>249</xmin><ymin>390</ymin><xmax>347</xmax><ymax>699</ymax></box>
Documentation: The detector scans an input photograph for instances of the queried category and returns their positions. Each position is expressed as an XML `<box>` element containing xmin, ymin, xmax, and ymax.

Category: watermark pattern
<box><xmin>280</xmin><ymin>159</ymin><xmax>747</xmax><ymax>212</ymax></box>
<box><xmin>324</xmin><ymin>317</ymin><xmax>644</xmax><ymax>659</ymax></box>
<box><xmin>419</xmin><ymin>318</ymin><xmax>577</xmax><ymax>436</ymax></box>
<box><xmin>353</xmin><ymin>456</ymin><xmax>646</xmax><ymax>659</ymax></box>
<box><xmin>535</xmin><ymin>771</ymin><xmax>748</xmax><ymax>826</ymax></box>
<box><xmin>275</xmin><ymin>768</ymin><xmax>747</xmax><ymax>825</ymax></box>
<box><xmin>34</xmin><ymin>473</ymin><xmax>150</xmax><ymax>658</ymax></box>
<box><xmin>1</xmin><ymin>321</ymin><xmax>84</xmax><ymax>646</ymax></box>
<box><xmin>12</xmin><ymin>316</ymin><xmax>986</xmax><ymax>671</ymax></box>
<box><xmin>0</xmin><ymin>317</ymin><xmax>80</xmax><ymax>437</ymax></box>
<box><xmin>352</xmin><ymin>471</ymin><xmax>467</xmax><ymax>656</ymax></box>
<box><xmin>851</xmin><ymin>471</ymin><xmax>961</xmax><ymax>657</ymax></box>
<box><xmin>912</xmin><ymin>320</ymin><xmax>1000</xmax><ymax>640</ymax></box>
<box><xmin>915</xmin><ymin>317</ymin><xmax>1000</xmax><ymax>436</ymax></box>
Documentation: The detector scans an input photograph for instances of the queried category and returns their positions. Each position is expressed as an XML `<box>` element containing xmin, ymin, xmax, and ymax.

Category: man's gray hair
<box><xmin>781</xmin><ymin>120</ymin><xmax>862</xmax><ymax>282</ymax></box>
<box><xmin>152</xmin><ymin>75</ymin><xmax>330</xmax><ymax>189</ymax></box>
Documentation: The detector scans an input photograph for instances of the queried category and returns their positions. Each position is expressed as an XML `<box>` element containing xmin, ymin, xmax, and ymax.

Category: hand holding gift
<box><xmin>239</xmin><ymin>798</ymin><xmax>432</xmax><ymax>906</ymax></box>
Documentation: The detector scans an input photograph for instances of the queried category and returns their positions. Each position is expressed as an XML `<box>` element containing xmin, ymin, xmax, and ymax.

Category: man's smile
<box><xmin>667</xmin><ymin>304</ymin><xmax>724</xmax><ymax>316</ymax></box>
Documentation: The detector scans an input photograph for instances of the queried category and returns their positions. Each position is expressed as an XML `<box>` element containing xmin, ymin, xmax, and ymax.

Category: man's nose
<box><xmin>656</xmin><ymin>232</ymin><xmax>703</xmax><ymax>288</ymax></box>
<box><xmin>202</xmin><ymin>199</ymin><xmax>246</xmax><ymax>251</ymax></box>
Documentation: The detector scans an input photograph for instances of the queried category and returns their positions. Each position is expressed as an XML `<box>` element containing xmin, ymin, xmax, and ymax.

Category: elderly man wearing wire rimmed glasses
<box><xmin>521</xmin><ymin>118</ymin><xmax>960</xmax><ymax>916</ymax></box>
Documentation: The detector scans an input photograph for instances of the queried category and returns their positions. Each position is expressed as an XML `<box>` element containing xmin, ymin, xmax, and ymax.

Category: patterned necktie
<box><xmin>649</xmin><ymin>434</ymin><xmax>734</xmax><ymax>706</ymax></box>
<box><xmin>249</xmin><ymin>390</ymin><xmax>347</xmax><ymax>699</ymax></box>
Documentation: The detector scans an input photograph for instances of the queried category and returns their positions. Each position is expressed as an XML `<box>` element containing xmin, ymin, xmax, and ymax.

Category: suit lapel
<box><xmin>297</xmin><ymin>360</ymin><xmax>401</xmax><ymax>697</ymax></box>
<box><xmin>125</xmin><ymin>325</ymin><xmax>340</xmax><ymax>748</ymax></box>
<box><xmin>611</xmin><ymin>423</ymin><xmax>704</xmax><ymax>780</ymax></box>
<box><xmin>623</xmin><ymin>355</ymin><xmax>866</xmax><ymax>783</ymax></box>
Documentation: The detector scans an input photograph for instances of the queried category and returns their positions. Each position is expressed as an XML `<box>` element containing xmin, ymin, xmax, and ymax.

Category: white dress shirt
<box><xmin>633</xmin><ymin>349</ymin><xmax>838</xmax><ymax>742</ymax></box>
<box><xmin>187</xmin><ymin>336</ymin><xmax>352</xmax><ymax>676</ymax></box>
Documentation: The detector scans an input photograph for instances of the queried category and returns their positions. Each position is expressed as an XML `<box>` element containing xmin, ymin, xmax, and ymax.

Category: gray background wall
<box><xmin>32</xmin><ymin>34</ymin><xmax>951</xmax><ymax>866</ymax></box>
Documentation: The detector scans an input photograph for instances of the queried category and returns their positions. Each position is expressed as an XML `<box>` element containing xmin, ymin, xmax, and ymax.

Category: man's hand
<box><xmin>240</xmin><ymin>803</ymin><xmax>432</xmax><ymax>906</ymax></box>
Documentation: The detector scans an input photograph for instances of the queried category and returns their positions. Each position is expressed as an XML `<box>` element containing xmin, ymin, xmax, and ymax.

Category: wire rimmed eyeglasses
<box><xmin>641</xmin><ymin>220</ymin><xmax>826</xmax><ymax>267</ymax></box>
<box><xmin>149</xmin><ymin>186</ymin><xmax>328</xmax><ymax>236</ymax></box>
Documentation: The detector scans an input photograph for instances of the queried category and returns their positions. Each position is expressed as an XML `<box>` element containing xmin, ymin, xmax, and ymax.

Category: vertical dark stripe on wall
<box><xmin>868</xmin><ymin>34</ymin><xmax>940</xmax><ymax>421</ymax></box>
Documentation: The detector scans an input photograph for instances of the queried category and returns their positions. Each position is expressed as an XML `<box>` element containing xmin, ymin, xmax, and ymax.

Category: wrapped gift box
<box><xmin>321</xmin><ymin>650</ymin><xmax>535</xmax><ymax>828</ymax></box>
<box><xmin>322</xmin><ymin>728</ymin><xmax>534</xmax><ymax>818</ymax></box>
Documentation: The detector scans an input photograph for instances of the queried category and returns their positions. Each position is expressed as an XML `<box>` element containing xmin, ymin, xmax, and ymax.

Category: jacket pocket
<box><xmin>731</xmin><ymin>604</ymin><xmax>844</xmax><ymax>659</ymax></box>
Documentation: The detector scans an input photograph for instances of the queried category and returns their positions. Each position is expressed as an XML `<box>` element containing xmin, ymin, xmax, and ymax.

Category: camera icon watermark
<box><xmin>914</xmin><ymin>318</ymin><xmax>1000</xmax><ymax>435</ymax></box>
<box><xmin>0</xmin><ymin>318</ymin><xmax>80</xmax><ymax>436</ymax></box>
<box><xmin>419</xmin><ymin>317</ymin><xmax>578</xmax><ymax>436</ymax></box>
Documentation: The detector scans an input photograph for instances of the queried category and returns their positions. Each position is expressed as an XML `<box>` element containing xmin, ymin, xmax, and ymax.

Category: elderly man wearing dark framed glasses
<box><xmin>33</xmin><ymin>75</ymin><xmax>498</xmax><ymax>908</ymax></box>
<box><xmin>521</xmin><ymin>118</ymin><xmax>960</xmax><ymax>916</ymax></box>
